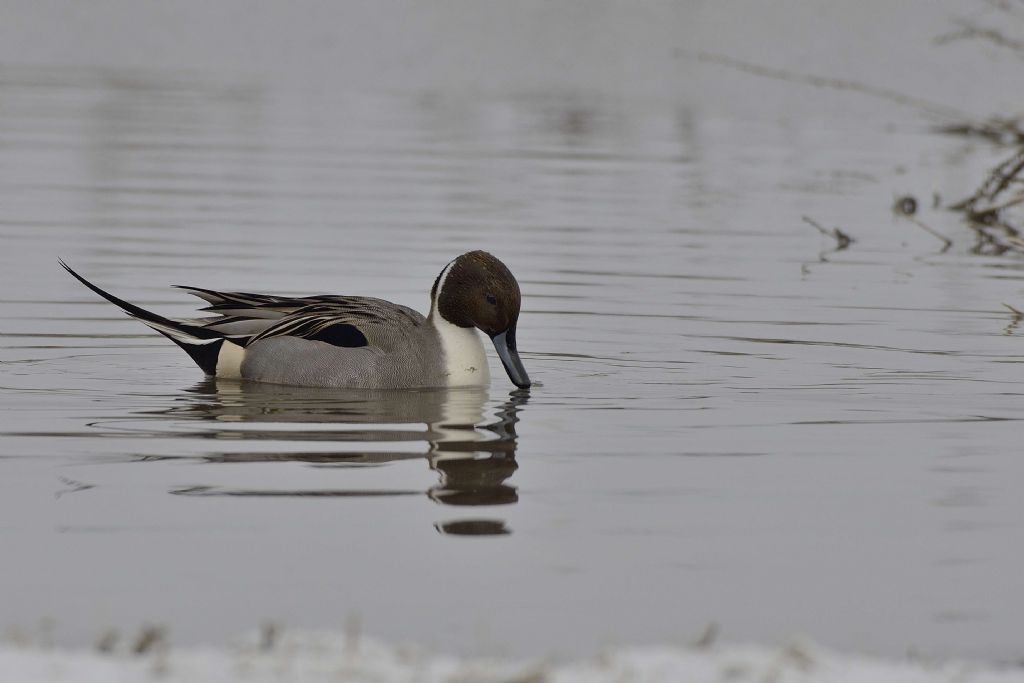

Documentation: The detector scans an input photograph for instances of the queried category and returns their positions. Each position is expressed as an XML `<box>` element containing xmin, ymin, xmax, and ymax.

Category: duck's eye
<box><xmin>485</xmin><ymin>293</ymin><xmax>498</xmax><ymax>306</ymax></box>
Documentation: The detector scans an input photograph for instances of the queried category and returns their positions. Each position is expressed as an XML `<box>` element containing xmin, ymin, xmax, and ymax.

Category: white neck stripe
<box><xmin>429</xmin><ymin>257</ymin><xmax>490</xmax><ymax>387</ymax></box>
<box><xmin>430</xmin><ymin>258</ymin><xmax>457</xmax><ymax>318</ymax></box>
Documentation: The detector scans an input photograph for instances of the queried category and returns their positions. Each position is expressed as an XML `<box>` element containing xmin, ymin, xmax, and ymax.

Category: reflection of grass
<box><xmin>954</xmin><ymin>147</ymin><xmax>1024</xmax><ymax>217</ymax></box>
<box><xmin>681</xmin><ymin>16</ymin><xmax>1024</xmax><ymax>260</ymax></box>
<box><xmin>945</xmin><ymin>147</ymin><xmax>1024</xmax><ymax>255</ymax></box>
<box><xmin>933</xmin><ymin>3</ymin><xmax>1024</xmax><ymax>253</ymax></box>
<box><xmin>935</xmin><ymin>118</ymin><xmax>1024</xmax><ymax>146</ymax></box>
<box><xmin>686</xmin><ymin>51</ymin><xmax>965</xmax><ymax>119</ymax></box>
<box><xmin>1002</xmin><ymin>303</ymin><xmax>1023</xmax><ymax>336</ymax></box>
<box><xmin>934</xmin><ymin>15</ymin><xmax>1024</xmax><ymax>71</ymax></box>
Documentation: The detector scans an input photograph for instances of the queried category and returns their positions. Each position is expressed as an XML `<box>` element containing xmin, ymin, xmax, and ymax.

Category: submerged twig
<box><xmin>802</xmin><ymin>215</ymin><xmax>854</xmax><ymax>250</ymax></box>
<box><xmin>908</xmin><ymin>217</ymin><xmax>954</xmax><ymax>251</ymax></box>
<box><xmin>892</xmin><ymin>196</ymin><xmax>953</xmax><ymax>251</ymax></box>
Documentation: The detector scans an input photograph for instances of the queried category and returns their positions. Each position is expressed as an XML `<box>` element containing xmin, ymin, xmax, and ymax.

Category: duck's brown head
<box><xmin>432</xmin><ymin>251</ymin><xmax>530</xmax><ymax>388</ymax></box>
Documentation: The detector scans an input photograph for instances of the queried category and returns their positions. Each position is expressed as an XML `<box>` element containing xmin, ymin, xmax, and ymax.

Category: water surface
<box><xmin>2</xmin><ymin>64</ymin><xmax>1024</xmax><ymax>662</ymax></box>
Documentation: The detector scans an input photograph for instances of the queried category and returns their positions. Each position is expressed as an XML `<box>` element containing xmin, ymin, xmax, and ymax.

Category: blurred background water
<box><xmin>2</xmin><ymin>0</ymin><xmax>1024</xmax><ymax>663</ymax></box>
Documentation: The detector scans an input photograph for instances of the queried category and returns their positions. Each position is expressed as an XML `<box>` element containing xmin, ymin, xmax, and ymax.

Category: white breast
<box><xmin>431</xmin><ymin>314</ymin><xmax>491</xmax><ymax>387</ymax></box>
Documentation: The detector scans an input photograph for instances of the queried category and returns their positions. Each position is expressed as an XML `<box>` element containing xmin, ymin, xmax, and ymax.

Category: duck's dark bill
<box><xmin>491</xmin><ymin>328</ymin><xmax>531</xmax><ymax>388</ymax></box>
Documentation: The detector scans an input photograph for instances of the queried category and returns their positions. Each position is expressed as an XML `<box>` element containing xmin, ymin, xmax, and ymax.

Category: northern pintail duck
<box><xmin>60</xmin><ymin>251</ymin><xmax>531</xmax><ymax>389</ymax></box>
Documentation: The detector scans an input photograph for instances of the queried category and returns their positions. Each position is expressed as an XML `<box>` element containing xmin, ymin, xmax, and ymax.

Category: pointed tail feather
<box><xmin>59</xmin><ymin>259</ymin><xmax>225</xmax><ymax>375</ymax></box>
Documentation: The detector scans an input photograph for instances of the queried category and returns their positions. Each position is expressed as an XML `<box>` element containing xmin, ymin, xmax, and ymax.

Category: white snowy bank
<box><xmin>1</xmin><ymin>631</ymin><xmax>1023</xmax><ymax>683</ymax></box>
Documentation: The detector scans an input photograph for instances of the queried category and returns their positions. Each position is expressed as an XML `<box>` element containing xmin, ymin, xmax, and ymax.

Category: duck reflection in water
<box><xmin>150</xmin><ymin>379</ymin><xmax>528</xmax><ymax>536</ymax></box>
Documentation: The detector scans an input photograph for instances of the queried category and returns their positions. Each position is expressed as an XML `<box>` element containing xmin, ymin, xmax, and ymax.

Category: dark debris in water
<box><xmin>892</xmin><ymin>195</ymin><xmax>917</xmax><ymax>217</ymax></box>
<box><xmin>886</xmin><ymin>143</ymin><xmax>1024</xmax><ymax>257</ymax></box>
<box><xmin>1003</xmin><ymin>304</ymin><xmax>1023</xmax><ymax>336</ymax></box>
<box><xmin>691</xmin><ymin>622</ymin><xmax>719</xmax><ymax>649</ymax></box>
<box><xmin>802</xmin><ymin>215</ymin><xmax>853</xmax><ymax>251</ymax></box>
<box><xmin>95</xmin><ymin>629</ymin><xmax>118</xmax><ymax>653</ymax></box>
<box><xmin>889</xmin><ymin>196</ymin><xmax>952</xmax><ymax>252</ymax></box>
<box><xmin>260</xmin><ymin>621</ymin><xmax>280</xmax><ymax>652</ymax></box>
<box><xmin>936</xmin><ymin>118</ymin><xmax>1024</xmax><ymax>147</ymax></box>
<box><xmin>132</xmin><ymin>624</ymin><xmax>167</xmax><ymax>655</ymax></box>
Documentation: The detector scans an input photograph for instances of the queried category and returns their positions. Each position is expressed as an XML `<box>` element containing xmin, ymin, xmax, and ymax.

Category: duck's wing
<box><xmin>244</xmin><ymin>299</ymin><xmax>426</xmax><ymax>349</ymax></box>
<box><xmin>172</xmin><ymin>285</ymin><xmax>411</xmax><ymax>337</ymax></box>
<box><xmin>175</xmin><ymin>286</ymin><xmax>314</xmax><ymax>319</ymax></box>
<box><xmin>235</xmin><ymin>299</ymin><xmax>438</xmax><ymax>388</ymax></box>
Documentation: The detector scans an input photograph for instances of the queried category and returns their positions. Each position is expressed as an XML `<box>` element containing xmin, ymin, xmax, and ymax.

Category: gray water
<box><xmin>3</xmin><ymin>1</ymin><xmax>1024</xmax><ymax>664</ymax></box>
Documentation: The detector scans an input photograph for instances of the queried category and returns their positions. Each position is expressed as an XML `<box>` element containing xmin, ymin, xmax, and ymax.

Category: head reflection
<box><xmin>157</xmin><ymin>380</ymin><xmax>528</xmax><ymax>536</ymax></box>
